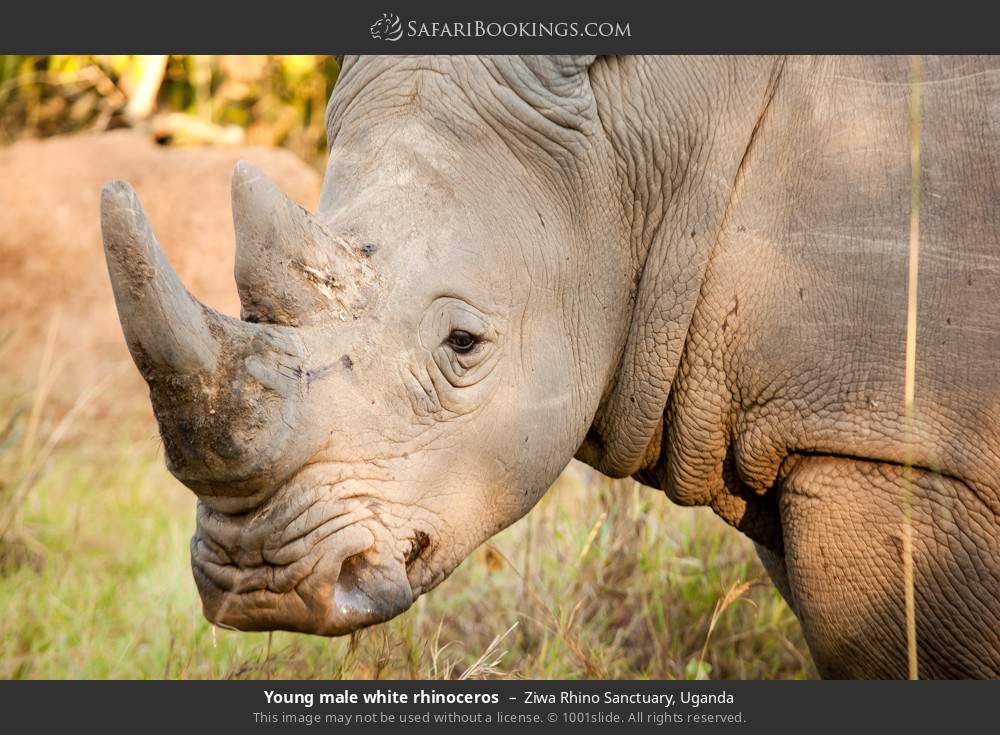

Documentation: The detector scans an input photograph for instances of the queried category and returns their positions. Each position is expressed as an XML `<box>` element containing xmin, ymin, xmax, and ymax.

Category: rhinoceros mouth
<box><xmin>189</xmin><ymin>489</ymin><xmax>421</xmax><ymax>636</ymax></box>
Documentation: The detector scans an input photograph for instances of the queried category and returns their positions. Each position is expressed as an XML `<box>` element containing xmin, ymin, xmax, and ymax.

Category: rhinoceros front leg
<box><xmin>778</xmin><ymin>455</ymin><xmax>1000</xmax><ymax>679</ymax></box>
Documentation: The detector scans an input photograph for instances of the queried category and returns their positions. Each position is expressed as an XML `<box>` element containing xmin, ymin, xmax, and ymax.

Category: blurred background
<box><xmin>0</xmin><ymin>55</ymin><xmax>338</xmax><ymax>165</ymax></box>
<box><xmin>0</xmin><ymin>55</ymin><xmax>813</xmax><ymax>679</ymax></box>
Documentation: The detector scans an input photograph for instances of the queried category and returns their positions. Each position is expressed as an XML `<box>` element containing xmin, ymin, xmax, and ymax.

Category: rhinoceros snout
<box><xmin>190</xmin><ymin>508</ymin><xmax>415</xmax><ymax>636</ymax></box>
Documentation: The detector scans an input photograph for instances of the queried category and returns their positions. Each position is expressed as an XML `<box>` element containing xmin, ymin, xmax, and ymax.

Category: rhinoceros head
<box><xmin>102</xmin><ymin>55</ymin><xmax>633</xmax><ymax>635</ymax></box>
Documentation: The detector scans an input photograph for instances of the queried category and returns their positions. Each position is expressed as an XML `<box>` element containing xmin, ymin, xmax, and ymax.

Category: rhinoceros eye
<box><xmin>445</xmin><ymin>330</ymin><xmax>478</xmax><ymax>354</ymax></box>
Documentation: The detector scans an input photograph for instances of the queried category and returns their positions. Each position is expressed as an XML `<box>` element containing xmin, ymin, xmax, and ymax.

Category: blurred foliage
<box><xmin>0</xmin><ymin>55</ymin><xmax>339</xmax><ymax>167</ymax></box>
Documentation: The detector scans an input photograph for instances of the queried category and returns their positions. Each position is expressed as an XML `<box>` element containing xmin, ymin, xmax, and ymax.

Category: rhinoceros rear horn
<box><xmin>231</xmin><ymin>160</ymin><xmax>376</xmax><ymax>327</ymax></box>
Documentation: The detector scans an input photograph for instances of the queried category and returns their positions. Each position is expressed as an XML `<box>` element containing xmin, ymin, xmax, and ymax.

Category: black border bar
<box><xmin>3</xmin><ymin>1</ymin><xmax>1000</xmax><ymax>54</ymax></box>
<box><xmin>2</xmin><ymin>680</ymin><xmax>997</xmax><ymax>733</ymax></box>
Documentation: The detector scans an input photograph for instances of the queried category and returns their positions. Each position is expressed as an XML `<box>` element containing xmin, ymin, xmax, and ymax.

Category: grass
<box><xmin>0</xmin><ymin>376</ymin><xmax>814</xmax><ymax>680</ymax></box>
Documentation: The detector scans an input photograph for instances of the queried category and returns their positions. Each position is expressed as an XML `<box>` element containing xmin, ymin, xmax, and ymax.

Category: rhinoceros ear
<box><xmin>231</xmin><ymin>160</ymin><xmax>377</xmax><ymax>327</ymax></box>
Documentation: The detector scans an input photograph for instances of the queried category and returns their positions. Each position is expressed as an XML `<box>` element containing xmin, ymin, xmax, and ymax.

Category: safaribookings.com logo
<box><xmin>370</xmin><ymin>13</ymin><xmax>631</xmax><ymax>41</ymax></box>
<box><xmin>370</xmin><ymin>13</ymin><xmax>404</xmax><ymax>41</ymax></box>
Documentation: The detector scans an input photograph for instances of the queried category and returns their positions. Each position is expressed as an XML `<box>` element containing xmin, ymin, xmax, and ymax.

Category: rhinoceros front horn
<box><xmin>231</xmin><ymin>160</ymin><xmax>375</xmax><ymax>327</ymax></box>
<box><xmin>102</xmin><ymin>181</ymin><xmax>220</xmax><ymax>377</ymax></box>
<box><xmin>101</xmin><ymin>181</ymin><xmax>316</xmax><ymax>512</ymax></box>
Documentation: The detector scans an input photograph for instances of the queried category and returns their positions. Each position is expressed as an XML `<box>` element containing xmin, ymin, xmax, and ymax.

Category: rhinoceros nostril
<box><xmin>405</xmin><ymin>530</ymin><xmax>431</xmax><ymax>567</ymax></box>
<box><xmin>333</xmin><ymin>554</ymin><xmax>376</xmax><ymax>619</ymax></box>
<box><xmin>329</xmin><ymin>543</ymin><xmax>416</xmax><ymax>630</ymax></box>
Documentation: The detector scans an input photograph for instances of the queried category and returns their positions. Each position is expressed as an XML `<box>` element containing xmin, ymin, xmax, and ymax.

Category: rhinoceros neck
<box><xmin>577</xmin><ymin>55</ymin><xmax>785</xmax><ymax>478</ymax></box>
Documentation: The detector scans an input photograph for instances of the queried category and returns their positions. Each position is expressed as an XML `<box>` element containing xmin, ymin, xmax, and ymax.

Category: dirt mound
<box><xmin>0</xmin><ymin>131</ymin><xmax>322</xmax><ymax>416</ymax></box>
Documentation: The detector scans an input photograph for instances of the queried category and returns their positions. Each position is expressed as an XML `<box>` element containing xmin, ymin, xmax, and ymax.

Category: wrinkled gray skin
<box><xmin>102</xmin><ymin>56</ymin><xmax>1000</xmax><ymax>679</ymax></box>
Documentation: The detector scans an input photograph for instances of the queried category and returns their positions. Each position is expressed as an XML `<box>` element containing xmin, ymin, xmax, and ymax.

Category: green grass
<box><xmin>0</xmin><ymin>404</ymin><xmax>814</xmax><ymax>680</ymax></box>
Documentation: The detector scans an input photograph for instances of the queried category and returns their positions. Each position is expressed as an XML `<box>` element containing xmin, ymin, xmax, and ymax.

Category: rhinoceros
<box><xmin>101</xmin><ymin>55</ymin><xmax>1000</xmax><ymax>679</ymax></box>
